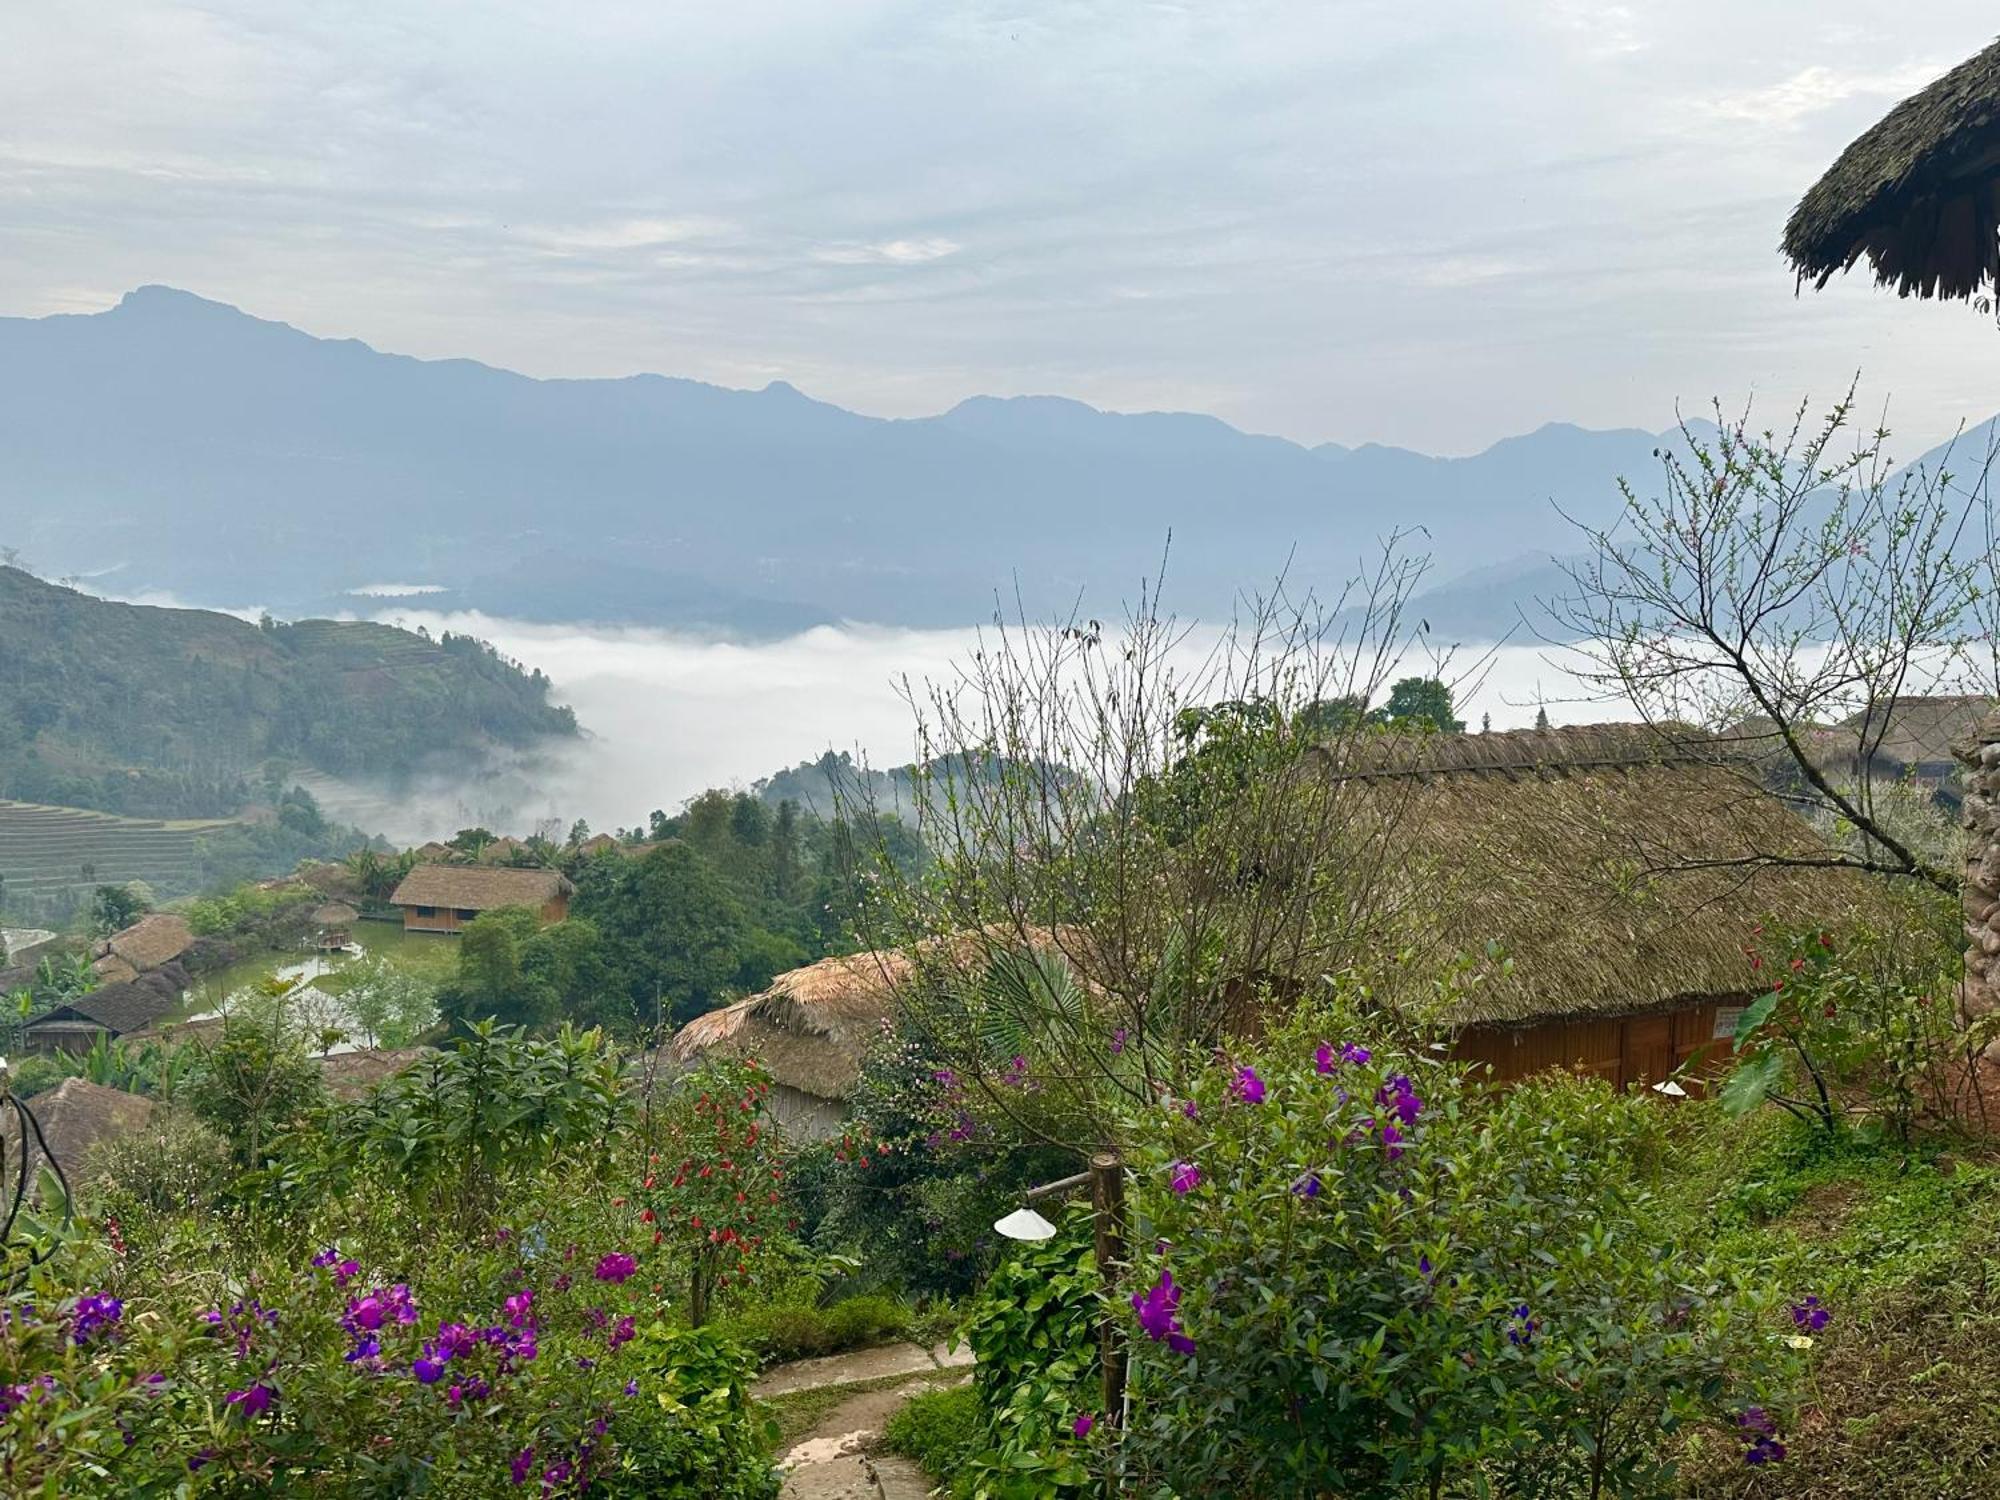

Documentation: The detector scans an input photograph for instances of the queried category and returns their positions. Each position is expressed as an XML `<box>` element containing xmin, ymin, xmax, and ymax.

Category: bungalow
<box><xmin>386</xmin><ymin>864</ymin><xmax>572</xmax><ymax>935</ymax></box>
<box><xmin>667</xmin><ymin>950</ymin><xmax>912</xmax><ymax>1140</ymax></box>
<box><xmin>1</xmin><ymin>1077</ymin><xmax>154</xmax><ymax>1187</ymax></box>
<box><xmin>22</xmin><ymin>969</ymin><xmax>184</xmax><ymax>1054</ymax></box>
<box><xmin>1319</xmin><ymin>724</ymin><xmax>1888</xmax><ymax>1089</ymax></box>
<box><xmin>91</xmin><ymin>913</ymin><xmax>194</xmax><ymax>986</ymax></box>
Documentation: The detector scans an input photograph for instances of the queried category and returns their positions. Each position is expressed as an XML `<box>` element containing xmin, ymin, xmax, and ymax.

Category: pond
<box><xmin>173</xmin><ymin>918</ymin><xmax>460</xmax><ymax>1051</ymax></box>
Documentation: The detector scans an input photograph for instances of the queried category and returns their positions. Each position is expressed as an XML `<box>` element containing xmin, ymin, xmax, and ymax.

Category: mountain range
<box><xmin>0</xmin><ymin>286</ymin><xmax>1973</xmax><ymax>640</ymax></box>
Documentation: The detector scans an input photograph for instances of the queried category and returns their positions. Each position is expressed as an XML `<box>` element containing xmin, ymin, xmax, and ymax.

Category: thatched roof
<box><xmin>317</xmin><ymin>1046</ymin><xmax>433</xmax><ymax>1099</ymax></box>
<box><xmin>311</xmin><ymin>902</ymin><xmax>360</xmax><ymax>927</ymax></box>
<box><xmin>413</xmin><ymin>841</ymin><xmax>451</xmax><ymax>861</ymax></box>
<box><xmin>26</xmin><ymin>965</ymin><xmax>187</xmax><ymax>1037</ymax></box>
<box><xmin>104</xmin><ymin>914</ymin><xmax>194</xmax><ymax>972</ymax></box>
<box><xmin>89</xmin><ymin>955</ymin><xmax>140</xmax><ymax>986</ymax></box>
<box><xmin>1320</xmin><ymin>725</ymin><xmax>1892</xmax><ymax>1028</ymax></box>
<box><xmin>1837</xmin><ymin>695</ymin><xmax>1994</xmax><ymax>769</ymax></box>
<box><xmin>668</xmin><ymin>950</ymin><xmax>909</xmax><ymax>1102</ymax></box>
<box><xmin>1784</xmin><ymin>37</ymin><xmax>2000</xmax><ymax>303</ymax></box>
<box><xmin>3</xmin><ymin>1078</ymin><xmax>154</xmax><ymax>1182</ymax></box>
<box><xmin>388</xmin><ymin>865</ymin><xmax>571</xmax><ymax>912</ymax></box>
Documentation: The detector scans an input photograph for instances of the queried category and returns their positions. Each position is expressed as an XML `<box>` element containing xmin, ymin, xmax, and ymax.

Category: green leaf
<box><xmin>1717</xmin><ymin>1050</ymin><xmax>1786</xmax><ymax>1117</ymax></box>
<box><xmin>1732</xmin><ymin>992</ymin><xmax>1779</xmax><ymax>1051</ymax></box>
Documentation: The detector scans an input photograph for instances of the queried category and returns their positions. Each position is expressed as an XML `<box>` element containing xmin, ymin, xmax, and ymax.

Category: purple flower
<box><xmin>345</xmin><ymin>1334</ymin><xmax>381</xmax><ymax>1364</ymax></box>
<box><xmin>1290</xmin><ymin>1172</ymin><xmax>1322</xmax><ymax>1198</ymax></box>
<box><xmin>1418</xmin><ymin>1254</ymin><xmax>1434</xmax><ymax>1281</ymax></box>
<box><xmin>1506</xmin><ymin>1304</ymin><xmax>1537</xmax><ymax>1347</ymax></box>
<box><xmin>1744</xmin><ymin>1435</ymin><xmax>1786</xmax><ymax>1466</ymax></box>
<box><xmin>1340</xmin><ymin>1042</ymin><xmax>1371</xmax><ymax>1066</ymax></box>
<box><xmin>1110</xmin><ymin>1029</ymin><xmax>1127</xmax><ymax>1056</ymax></box>
<box><xmin>1380</xmin><ymin>1121</ymin><xmax>1405</xmax><ymax>1159</ymax></box>
<box><xmin>511</xmin><ymin>1447</ymin><xmax>536</xmax><ymax>1485</ymax></box>
<box><xmin>334</xmin><ymin>1259</ymin><xmax>359</xmax><ymax>1286</ymax></box>
<box><xmin>188</xmin><ymin>1447</ymin><xmax>217</xmax><ymax>1473</ymax></box>
<box><xmin>435</xmin><ymin>1321</ymin><xmax>479</xmax><ymax>1359</ymax></box>
<box><xmin>1181</xmin><ymin>1098</ymin><xmax>1199</xmax><ymax>1120</ymax></box>
<box><xmin>1315</xmin><ymin>1043</ymin><xmax>1336</xmax><ymax>1074</ymax></box>
<box><xmin>311</xmin><ymin>1247</ymin><xmax>339</xmax><ymax>1268</ymax></box>
<box><xmin>1739</xmin><ymin>1411</ymin><xmax>1786</xmax><ymax>1465</ymax></box>
<box><xmin>1231</xmin><ymin>1066</ymin><xmax>1266</xmax><ymax>1104</ymax></box>
<box><xmin>1169</xmin><ymin>1161</ymin><xmax>1201</xmax><ymax>1195</ymax></box>
<box><xmin>1315</xmin><ymin>1041</ymin><xmax>1370</xmax><ymax>1073</ymax></box>
<box><xmin>225</xmin><ymin>1383</ymin><xmax>276</xmax><ymax>1419</ymax></box>
<box><xmin>1131</xmin><ymin>1268</ymin><xmax>1196</xmax><ymax>1355</ymax></box>
<box><xmin>412</xmin><ymin>1350</ymin><xmax>449</xmax><ymax>1385</ymax></box>
<box><xmin>505</xmin><ymin>1290</ymin><xmax>535</xmax><ymax>1328</ymax></box>
<box><xmin>607</xmin><ymin>1315</ymin><xmax>635</xmax><ymax>1352</ymax></box>
<box><xmin>71</xmin><ymin>1293</ymin><xmax>123</xmax><ymax>1346</ymax></box>
<box><xmin>1002</xmin><ymin>1055</ymin><xmax>1029</xmax><ymax>1087</ymax></box>
<box><xmin>624</xmin><ymin>1378</ymin><xmax>640</xmax><ymax>1397</ymax></box>
<box><xmin>1073</xmin><ymin>1412</ymin><xmax>1095</xmax><ymax>1438</ymax></box>
<box><xmin>1375</xmin><ymin>1074</ymin><xmax>1422</xmax><ymax>1125</ymax></box>
<box><xmin>1789</xmin><ymin>1296</ymin><xmax>1829</xmax><ymax>1332</ymax></box>
<box><xmin>346</xmin><ymin>1293</ymin><xmax>388</xmax><ymax>1332</ymax></box>
<box><xmin>594</xmin><ymin>1253</ymin><xmax>638</xmax><ymax>1285</ymax></box>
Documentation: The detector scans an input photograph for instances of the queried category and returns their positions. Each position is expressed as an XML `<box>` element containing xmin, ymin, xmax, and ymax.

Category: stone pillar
<box><xmin>1958</xmin><ymin>705</ymin><xmax>2000</xmax><ymax>1034</ymax></box>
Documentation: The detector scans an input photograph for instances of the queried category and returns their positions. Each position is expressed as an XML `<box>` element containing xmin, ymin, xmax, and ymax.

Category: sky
<box><xmin>3</xmin><ymin>2</ymin><xmax>1997</xmax><ymax>454</ymax></box>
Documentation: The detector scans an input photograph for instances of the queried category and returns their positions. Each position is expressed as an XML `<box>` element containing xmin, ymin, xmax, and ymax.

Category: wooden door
<box><xmin>1621</xmin><ymin>1013</ymin><xmax>1674</xmax><ymax>1091</ymax></box>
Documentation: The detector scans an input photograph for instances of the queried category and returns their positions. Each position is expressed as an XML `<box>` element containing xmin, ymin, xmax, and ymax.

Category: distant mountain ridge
<box><xmin>0</xmin><ymin>286</ymin><xmax>1949</xmax><ymax>638</ymax></box>
<box><xmin>0</xmin><ymin>566</ymin><xmax>577</xmax><ymax>819</ymax></box>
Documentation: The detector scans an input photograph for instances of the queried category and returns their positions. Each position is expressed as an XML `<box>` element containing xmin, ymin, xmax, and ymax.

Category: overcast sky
<box><xmin>4</xmin><ymin>2</ymin><xmax>1996</xmax><ymax>454</ymax></box>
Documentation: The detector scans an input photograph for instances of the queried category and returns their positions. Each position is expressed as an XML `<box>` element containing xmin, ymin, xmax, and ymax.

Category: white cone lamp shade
<box><xmin>994</xmin><ymin>1207</ymin><xmax>1058</xmax><ymax>1241</ymax></box>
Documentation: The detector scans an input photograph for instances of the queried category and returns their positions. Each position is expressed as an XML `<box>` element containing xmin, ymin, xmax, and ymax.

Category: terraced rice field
<box><xmin>0</xmin><ymin>799</ymin><xmax>235</xmax><ymax>904</ymax></box>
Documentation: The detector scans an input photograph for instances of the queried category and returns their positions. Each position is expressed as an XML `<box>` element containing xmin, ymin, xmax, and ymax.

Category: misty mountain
<box><xmin>0</xmin><ymin>287</ymin><xmax>1740</xmax><ymax>636</ymax></box>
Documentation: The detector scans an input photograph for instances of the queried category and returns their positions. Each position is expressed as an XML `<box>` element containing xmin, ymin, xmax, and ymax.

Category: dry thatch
<box><xmin>1784</xmin><ymin>37</ymin><xmax>2000</xmax><ymax>303</ymax></box>
<box><xmin>413</xmin><ymin>841</ymin><xmax>451</xmax><ymax>861</ymax></box>
<box><xmin>89</xmin><ymin>955</ymin><xmax>140</xmax><ymax>986</ymax></box>
<box><xmin>1838</xmin><ymin>695</ymin><xmax>1995</xmax><ymax>770</ymax></box>
<box><xmin>4</xmin><ymin>1078</ymin><xmax>154</xmax><ymax>1183</ymax></box>
<box><xmin>311</xmin><ymin>902</ymin><xmax>360</xmax><ymax>928</ymax></box>
<box><xmin>668</xmin><ymin>950</ymin><xmax>909</xmax><ymax>1101</ymax></box>
<box><xmin>1320</xmin><ymin>724</ymin><xmax>1893</xmax><ymax>1028</ymax></box>
<box><xmin>105</xmin><ymin>913</ymin><xmax>194</xmax><ymax>972</ymax></box>
<box><xmin>388</xmin><ymin>865</ymin><xmax>570</xmax><ymax>912</ymax></box>
<box><xmin>27</xmin><ymin>965</ymin><xmax>187</xmax><ymax>1038</ymax></box>
<box><xmin>317</xmin><ymin>1047</ymin><xmax>432</xmax><ymax>1099</ymax></box>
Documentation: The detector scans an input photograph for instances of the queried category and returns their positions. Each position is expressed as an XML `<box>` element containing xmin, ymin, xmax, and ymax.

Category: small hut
<box><xmin>667</xmin><ymin>951</ymin><xmax>912</xmax><ymax>1139</ymax></box>
<box><xmin>1</xmin><ymin>1077</ymin><xmax>154</xmax><ymax>1185</ymax></box>
<box><xmin>1318</xmin><ymin>725</ymin><xmax>1891</xmax><ymax>1089</ymax></box>
<box><xmin>386</xmin><ymin>865</ymin><xmax>572</xmax><ymax>934</ymax></box>
<box><xmin>91</xmin><ymin>913</ymin><xmax>194</xmax><ymax>983</ymax></box>
<box><xmin>317</xmin><ymin>1046</ymin><xmax>433</xmax><ymax>1099</ymax></box>
<box><xmin>311</xmin><ymin>902</ymin><xmax>360</xmax><ymax>951</ymax></box>
<box><xmin>1784</xmin><ymin>36</ymin><xmax>2000</xmax><ymax>305</ymax></box>
<box><xmin>21</xmin><ymin>967</ymin><xmax>185</xmax><ymax>1053</ymax></box>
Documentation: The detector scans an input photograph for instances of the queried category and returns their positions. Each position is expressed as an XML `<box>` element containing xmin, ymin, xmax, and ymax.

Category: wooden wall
<box><xmin>1453</xmin><ymin>997</ymin><xmax>1743</xmax><ymax>1092</ymax></box>
<box><xmin>400</xmin><ymin>894</ymin><xmax>570</xmax><ymax>935</ymax></box>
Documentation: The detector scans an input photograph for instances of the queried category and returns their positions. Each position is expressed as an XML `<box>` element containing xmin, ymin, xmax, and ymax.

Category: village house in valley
<box><xmin>387</xmin><ymin>864</ymin><xmax>572</xmax><ymax>934</ymax></box>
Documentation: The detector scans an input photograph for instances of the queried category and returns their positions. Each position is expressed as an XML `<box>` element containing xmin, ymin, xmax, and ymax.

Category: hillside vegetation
<box><xmin>0</xmin><ymin>567</ymin><xmax>577</xmax><ymax>818</ymax></box>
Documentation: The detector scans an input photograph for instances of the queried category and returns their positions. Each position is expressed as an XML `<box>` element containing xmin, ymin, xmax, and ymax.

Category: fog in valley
<box><xmin>314</xmin><ymin>609</ymin><xmax>1619</xmax><ymax>845</ymax></box>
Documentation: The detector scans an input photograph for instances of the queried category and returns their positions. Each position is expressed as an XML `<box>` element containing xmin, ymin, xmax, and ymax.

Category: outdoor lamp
<box><xmin>993</xmin><ymin>1206</ymin><xmax>1058</xmax><ymax>1241</ymax></box>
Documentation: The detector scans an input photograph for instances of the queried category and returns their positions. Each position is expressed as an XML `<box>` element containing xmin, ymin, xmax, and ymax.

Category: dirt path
<box><xmin>759</xmin><ymin>1342</ymin><xmax>975</xmax><ymax>1500</ymax></box>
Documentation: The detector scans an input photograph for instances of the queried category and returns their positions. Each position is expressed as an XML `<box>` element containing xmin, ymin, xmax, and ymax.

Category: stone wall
<box><xmin>1958</xmin><ymin>705</ymin><xmax>2000</xmax><ymax>1036</ymax></box>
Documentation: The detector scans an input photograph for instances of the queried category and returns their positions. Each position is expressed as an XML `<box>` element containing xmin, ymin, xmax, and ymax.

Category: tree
<box><xmin>188</xmin><ymin>1014</ymin><xmax>326</xmax><ymax>1168</ymax></box>
<box><xmin>442</xmin><ymin>907</ymin><xmax>553</xmax><ymax>1030</ymax></box>
<box><xmin>341</xmin><ymin>956</ymin><xmax>437</xmax><ymax>1048</ymax></box>
<box><xmin>88</xmin><ymin>883</ymin><xmax>149</xmax><ymax>936</ymax></box>
<box><xmin>848</xmin><ymin>548</ymin><xmax>1448</xmax><ymax>1146</ymax></box>
<box><xmin>1552</xmin><ymin>394</ymin><xmax>1998</xmax><ymax>893</ymax></box>
<box><xmin>1367</xmin><ymin>676</ymin><xmax>1465</xmax><ymax>733</ymax></box>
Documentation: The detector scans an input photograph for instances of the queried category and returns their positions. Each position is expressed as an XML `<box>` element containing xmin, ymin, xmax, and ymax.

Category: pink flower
<box><xmin>1073</xmin><ymin>1412</ymin><xmax>1095</xmax><ymax>1438</ymax></box>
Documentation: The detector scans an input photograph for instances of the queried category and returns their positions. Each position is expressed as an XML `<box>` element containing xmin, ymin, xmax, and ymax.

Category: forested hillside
<box><xmin>0</xmin><ymin>567</ymin><xmax>577</xmax><ymax>817</ymax></box>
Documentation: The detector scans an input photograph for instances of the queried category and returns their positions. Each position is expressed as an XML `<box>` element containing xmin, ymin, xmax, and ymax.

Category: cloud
<box><xmin>1700</xmin><ymin>60</ymin><xmax>1949</xmax><ymax>129</ymax></box>
<box><xmin>518</xmin><ymin>216</ymin><xmax>731</xmax><ymax>253</ymax></box>
<box><xmin>811</xmin><ymin>236</ymin><xmax>962</xmax><ymax>265</ymax></box>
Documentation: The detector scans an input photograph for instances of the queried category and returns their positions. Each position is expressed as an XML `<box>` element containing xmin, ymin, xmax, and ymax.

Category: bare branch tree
<box><xmin>833</xmin><ymin>540</ymin><xmax>1475</xmax><ymax>1146</ymax></box>
<box><xmin>1549</xmin><ymin>391</ymin><xmax>1997</xmax><ymax>894</ymax></box>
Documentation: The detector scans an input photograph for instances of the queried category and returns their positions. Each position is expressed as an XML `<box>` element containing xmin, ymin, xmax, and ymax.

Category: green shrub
<box><xmin>1110</xmin><ymin>1020</ymin><xmax>1792</xmax><ymax>1499</ymax></box>
<box><xmin>719</xmin><ymin>1293</ymin><xmax>912</xmax><ymax>1364</ymax></box>
<box><xmin>885</xmin><ymin>1384</ymin><xmax>982</xmax><ymax>1485</ymax></box>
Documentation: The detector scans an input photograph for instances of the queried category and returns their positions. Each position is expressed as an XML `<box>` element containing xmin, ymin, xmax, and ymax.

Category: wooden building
<box><xmin>386</xmin><ymin>865</ymin><xmax>572</xmax><ymax>935</ymax></box>
<box><xmin>1326</xmin><ymin>725</ymin><xmax>1889</xmax><ymax>1090</ymax></box>
<box><xmin>22</xmin><ymin>971</ymin><xmax>183</xmax><ymax>1054</ymax></box>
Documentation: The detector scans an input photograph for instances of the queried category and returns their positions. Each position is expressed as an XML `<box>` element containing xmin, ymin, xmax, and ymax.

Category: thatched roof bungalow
<box><xmin>2</xmin><ymin>1077</ymin><xmax>154</xmax><ymax>1185</ymax></box>
<box><xmin>667</xmin><ymin>951</ymin><xmax>909</xmax><ymax>1139</ymax></box>
<box><xmin>1322</xmin><ymin>725</ymin><xmax>1893</xmax><ymax>1088</ymax></box>
<box><xmin>22</xmin><ymin>965</ymin><xmax>187</xmax><ymax>1053</ymax></box>
<box><xmin>1784</xmin><ymin>37</ymin><xmax>2000</xmax><ymax>305</ymax></box>
<box><xmin>92</xmin><ymin>913</ymin><xmax>193</xmax><ymax>981</ymax></box>
<box><xmin>387</xmin><ymin>865</ymin><xmax>572</xmax><ymax>935</ymax></box>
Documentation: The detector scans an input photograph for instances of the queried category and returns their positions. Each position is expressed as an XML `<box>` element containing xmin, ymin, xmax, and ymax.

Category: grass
<box><xmin>754</xmin><ymin>1370</ymin><xmax>960</xmax><ymax>1456</ymax></box>
<box><xmin>1663</xmin><ymin>1106</ymin><xmax>2000</xmax><ymax>1497</ymax></box>
<box><xmin>715</xmin><ymin>1292</ymin><xmax>919</xmax><ymax>1367</ymax></box>
<box><xmin>884</xmin><ymin>1384</ymin><xmax>983</xmax><ymax>1486</ymax></box>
